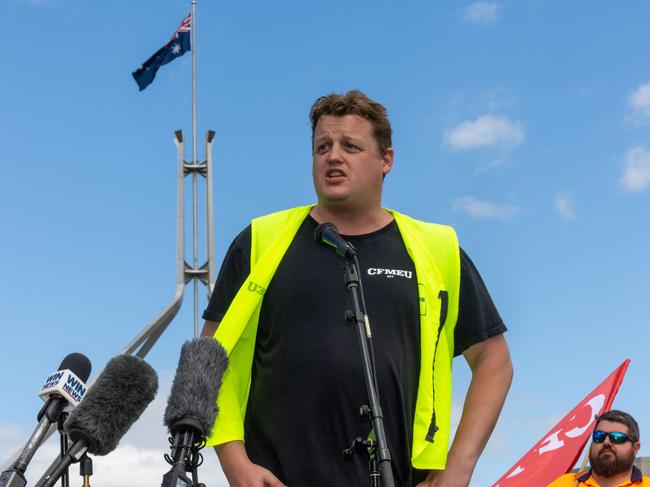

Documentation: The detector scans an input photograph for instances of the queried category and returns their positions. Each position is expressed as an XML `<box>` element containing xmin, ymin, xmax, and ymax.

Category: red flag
<box><xmin>493</xmin><ymin>359</ymin><xmax>630</xmax><ymax>487</ymax></box>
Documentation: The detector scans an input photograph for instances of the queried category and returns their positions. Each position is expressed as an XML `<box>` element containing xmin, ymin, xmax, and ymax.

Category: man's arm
<box><xmin>418</xmin><ymin>334</ymin><xmax>513</xmax><ymax>487</ymax></box>
<box><xmin>201</xmin><ymin>320</ymin><xmax>219</xmax><ymax>337</ymax></box>
<box><xmin>201</xmin><ymin>320</ymin><xmax>286</xmax><ymax>487</ymax></box>
<box><xmin>215</xmin><ymin>441</ymin><xmax>286</xmax><ymax>487</ymax></box>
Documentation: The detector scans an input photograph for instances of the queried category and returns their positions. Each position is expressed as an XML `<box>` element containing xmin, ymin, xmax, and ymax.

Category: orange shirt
<box><xmin>548</xmin><ymin>467</ymin><xmax>650</xmax><ymax>487</ymax></box>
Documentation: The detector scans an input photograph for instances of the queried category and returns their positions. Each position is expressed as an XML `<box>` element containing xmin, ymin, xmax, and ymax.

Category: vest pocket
<box><xmin>426</xmin><ymin>290</ymin><xmax>448</xmax><ymax>443</ymax></box>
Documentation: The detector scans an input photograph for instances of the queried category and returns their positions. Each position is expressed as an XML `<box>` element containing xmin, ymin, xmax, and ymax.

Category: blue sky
<box><xmin>1</xmin><ymin>1</ymin><xmax>650</xmax><ymax>485</ymax></box>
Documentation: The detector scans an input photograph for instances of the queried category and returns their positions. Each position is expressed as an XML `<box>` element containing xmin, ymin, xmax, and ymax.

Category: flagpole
<box><xmin>191</xmin><ymin>0</ymin><xmax>199</xmax><ymax>338</ymax></box>
<box><xmin>573</xmin><ymin>448</ymin><xmax>590</xmax><ymax>487</ymax></box>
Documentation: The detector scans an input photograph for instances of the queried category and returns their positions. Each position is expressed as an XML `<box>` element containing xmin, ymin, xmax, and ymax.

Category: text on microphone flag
<box><xmin>39</xmin><ymin>369</ymin><xmax>88</xmax><ymax>407</ymax></box>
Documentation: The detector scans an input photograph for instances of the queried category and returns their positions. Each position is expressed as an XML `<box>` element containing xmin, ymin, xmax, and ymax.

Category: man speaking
<box><xmin>201</xmin><ymin>90</ymin><xmax>513</xmax><ymax>486</ymax></box>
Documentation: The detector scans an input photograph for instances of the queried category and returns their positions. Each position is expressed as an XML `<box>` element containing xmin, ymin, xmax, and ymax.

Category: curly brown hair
<box><xmin>309</xmin><ymin>90</ymin><xmax>392</xmax><ymax>155</ymax></box>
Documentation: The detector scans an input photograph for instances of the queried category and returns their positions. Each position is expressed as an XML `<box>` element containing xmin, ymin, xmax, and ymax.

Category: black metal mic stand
<box><xmin>161</xmin><ymin>420</ymin><xmax>206</xmax><ymax>487</ymax></box>
<box><xmin>340</xmin><ymin>251</ymin><xmax>396</xmax><ymax>487</ymax></box>
<box><xmin>0</xmin><ymin>397</ymin><xmax>69</xmax><ymax>487</ymax></box>
<box><xmin>56</xmin><ymin>412</ymin><xmax>69</xmax><ymax>487</ymax></box>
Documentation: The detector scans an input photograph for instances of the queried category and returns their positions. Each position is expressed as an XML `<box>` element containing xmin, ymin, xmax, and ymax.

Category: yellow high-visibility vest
<box><xmin>207</xmin><ymin>205</ymin><xmax>460</xmax><ymax>469</ymax></box>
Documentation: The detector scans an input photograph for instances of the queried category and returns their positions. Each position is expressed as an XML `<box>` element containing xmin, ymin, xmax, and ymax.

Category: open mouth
<box><xmin>326</xmin><ymin>169</ymin><xmax>346</xmax><ymax>179</ymax></box>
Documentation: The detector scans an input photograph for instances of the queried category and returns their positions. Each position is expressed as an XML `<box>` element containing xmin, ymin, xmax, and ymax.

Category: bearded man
<box><xmin>548</xmin><ymin>410</ymin><xmax>649</xmax><ymax>487</ymax></box>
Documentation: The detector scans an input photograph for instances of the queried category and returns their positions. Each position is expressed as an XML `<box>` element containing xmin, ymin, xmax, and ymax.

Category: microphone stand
<box><xmin>57</xmin><ymin>412</ymin><xmax>69</xmax><ymax>487</ymax></box>
<box><xmin>161</xmin><ymin>420</ymin><xmax>206</xmax><ymax>487</ymax></box>
<box><xmin>0</xmin><ymin>398</ymin><xmax>69</xmax><ymax>487</ymax></box>
<box><xmin>339</xmin><ymin>251</ymin><xmax>396</xmax><ymax>487</ymax></box>
<box><xmin>32</xmin><ymin>443</ymin><xmax>92</xmax><ymax>487</ymax></box>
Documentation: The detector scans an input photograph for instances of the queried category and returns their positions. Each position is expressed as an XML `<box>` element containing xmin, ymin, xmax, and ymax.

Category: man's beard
<box><xmin>590</xmin><ymin>445</ymin><xmax>635</xmax><ymax>477</ymax></box>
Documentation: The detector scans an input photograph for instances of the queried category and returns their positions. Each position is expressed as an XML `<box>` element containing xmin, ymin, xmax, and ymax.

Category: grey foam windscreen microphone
<box><xmin>64</xmin><ymin>354</ymin><xmax>158</xmax><ymax>456</ymax></box>
<box><xmin>163</xmin><ymin>337</ymin><xmax>229</xmax><ymax>439</ymax></box>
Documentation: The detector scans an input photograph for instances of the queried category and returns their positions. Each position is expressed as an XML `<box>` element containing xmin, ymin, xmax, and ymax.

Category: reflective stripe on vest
<box><xmin>206</xmin><ymin>205</ymin><xmax>460</xmax><ymax>470</ymax></box>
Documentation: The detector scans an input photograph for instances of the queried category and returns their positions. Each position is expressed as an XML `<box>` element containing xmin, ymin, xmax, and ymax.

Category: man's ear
<box><xmin>382</xmin><ymin>148</ymin><xmax>394</xmax><ymax>177</ymax></box>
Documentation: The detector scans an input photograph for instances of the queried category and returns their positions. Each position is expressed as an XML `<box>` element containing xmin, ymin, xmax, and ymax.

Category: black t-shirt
<box><xmin>203</xmin><ymin>216</ymin><xmax>506</xmax><ymax>486</ymax></box>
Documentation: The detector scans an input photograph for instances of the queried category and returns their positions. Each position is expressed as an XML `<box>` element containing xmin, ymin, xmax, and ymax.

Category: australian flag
<box><xmin>132</xmin><ymin>13</ymin><xmax>191</xmax><ymax>91</ymax></box>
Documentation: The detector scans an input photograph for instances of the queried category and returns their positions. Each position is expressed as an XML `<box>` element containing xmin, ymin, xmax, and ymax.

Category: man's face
<box><xmin>589</xmin><ymin>420</ymin><xmax>640</xmax><ymax>477</ymax></box>
<box><xmin>312</xmin><ymin>114</ymin><xmax>393</xmax><ymax>211</ymax></box>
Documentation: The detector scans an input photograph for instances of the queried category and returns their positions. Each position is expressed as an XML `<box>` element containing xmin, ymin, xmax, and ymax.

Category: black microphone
<box><xmin>34</xmin><ymin>355</ymin><xmax>158</xmax><ymax>487</ymax></box>
<box><xmin>161</xmin><ymin>337</ymin><xmax>229</xmax><ymax>487</ymax></box>
<box><xmin>0</xmin><ymin>353</ymin><xmax>92</xmax><ymax>487</ymax></box>
<box><xmin>314</xmin><ymin>222</ymin><xmax>356</xmax><ymax>258</ymax></box>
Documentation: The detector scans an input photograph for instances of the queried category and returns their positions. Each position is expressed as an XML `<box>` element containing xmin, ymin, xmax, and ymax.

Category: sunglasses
<box><xmin>592</xmin><ymin>431</ymin><xmax>634</xmax><ymax>445</ymax></box>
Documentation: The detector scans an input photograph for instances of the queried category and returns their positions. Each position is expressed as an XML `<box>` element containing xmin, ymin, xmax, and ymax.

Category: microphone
<box><xmin>34</xmin><ymin>354</ymin><xmax>158</xmax><ymax>487</ymax></box>
<box><xmin>0</xmin><ymin>353</ymin><xmax>91</xmax><ymax>487</ymax></box>
<box><xmin>161</xmin><ymin>337</ymin><xmax>229</xmax><ymax>487</ymax></box>
<box><xmin>38</xmin><ymin>353</ymin><xmax>92</xmax><ymax>408</ymax></box>
<box><xmin>314</xmin><ymin>222</ymin><xmax>356</xmax><ymax>258</ymax></box>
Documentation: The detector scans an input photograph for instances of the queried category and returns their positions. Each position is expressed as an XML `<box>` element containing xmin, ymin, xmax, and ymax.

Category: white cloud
<box><xmin>481</xmin><ymin>87</ymin><xmax>517</xmax><ymax>112</ymax></box>
<box><xmin>0</xmin><ymin>437</ymin><xmax>203</xmax><ymax>487</ymax></box>
<box><xmin>620</xmin><ymin>146</ymin><xmax>650</xmax><ymax>192</ymax></box>
<box><xmin>626</xmin><ymin>82</ymin><xmax>650</xmax><ymax>125</ymax></box>
<box><xmin>452</xmin><ymin>196</ymin><xmax>520</xmax><ymax>220</ymax></box>
<box><xmin>445</xmin><ymin>114</ymin><xmax>524</xmax><ymax>151</ymax></box>
<box><xmin>475</xmin><ymin>156</ymin><xmax>509</xmax><ymax>173</ymax></box>
<box><xmin>0</xmin><ymin>424</ymin><xmax>25</xmax><ymax>445</ymax></box>
<box><xmin>0</xmin><ymin>376</ymin><xmax>229</xmax><ymax>487</ymax></box>
<box><xmin>554</xmin><ymin>192</ymin><xmax>576</xmax><ymax>221</ymax></box>
<box><xmin>463</xmin><ymin>2</ymin><xmax>501</xmax><ymax>25</ymax></box>
<box><xmin>0</xmin><ymin>424</ymin><xmax>29</xmax><ymax>469</ymax></box>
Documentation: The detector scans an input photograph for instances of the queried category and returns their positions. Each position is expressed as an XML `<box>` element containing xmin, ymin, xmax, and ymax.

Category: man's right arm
<box><xmin>215</xmin><ymin>440</ymin><xmax>286</xmax><ymax>487</ymax></box>
<box><xmin>201</xmin><ymin>320</ymin><xmax>219</xmax><ymax>338</ymax></box>
<box><xmin>201</xmin><ymin>321</ymin><xmax>286</xmax><ymax>487</ymax></box>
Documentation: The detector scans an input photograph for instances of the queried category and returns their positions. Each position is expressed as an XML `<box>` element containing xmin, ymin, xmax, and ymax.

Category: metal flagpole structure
<box><xmin>191</xmin><ymin>0</ymin><xmax>199</xmax><ymax>338</ymax></box>
<box><xmin>1</xmin><ymin>3</ymin><xmax>217</xmax><ymax>476</ymax></box>
<box><xmin>120</xmin><ymin>129</ymin><xmax>216</xmax><ymax>358</ymax></box>
<box><xmin>2</xmin><ymin>122</ymin><xmax>218</xmax><ymax>470</ymax></box>
<box><xmin>122</xmin><ymin>0</ymin><xmax>217</xmax><ymax>357</ymax></box>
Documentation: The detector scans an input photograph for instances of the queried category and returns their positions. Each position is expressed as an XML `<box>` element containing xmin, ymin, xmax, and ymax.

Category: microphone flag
<box><xmin>493</xmin><ymin>359</ymin><xmax>630</xmax><ymax>487</ymax></box>
<box><xmin>39</xmin><ymin>369</ymin><xmax>87</xmax><ymax>407</ymax></box>
<box><xmin>132</xmin><ymin>12</ymin><xmax>191</xmax><ymax>91</ymax></box>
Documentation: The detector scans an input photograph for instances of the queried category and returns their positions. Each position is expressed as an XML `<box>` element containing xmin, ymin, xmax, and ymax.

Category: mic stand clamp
<box><xmin>0</xmin><ymin>470</ymin><xmax>27</xmax><ymax>487</ymax></box>
<box><xmin>340</xmin><ymin>254</ymin><xmax>396</xmax><ymax>487</ymax></box>
<box><xmin>161</xmin><ymin>419</ymin><xmax>206</xmax><ymax>487</ymax></box>
<box><xmin>79</xmin><ymin>455</ymin><xmax>92</xmax><ymax>487</ymax></box>
<box><xmin>34</xmin><ymin>442</ymin><xmax>88</xmax><ymax>487</ymax></box>
<box><xmin>343</xmin><ymin>425</ymin><xmax>380</xmax><ymax>486</ymax></box>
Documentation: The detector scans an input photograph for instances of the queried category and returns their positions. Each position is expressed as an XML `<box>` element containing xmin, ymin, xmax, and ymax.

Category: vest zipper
<box><xmin>426</xmin><ymin>290</ymin><xmax>448</xmax><ymax>443</ymax></box>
